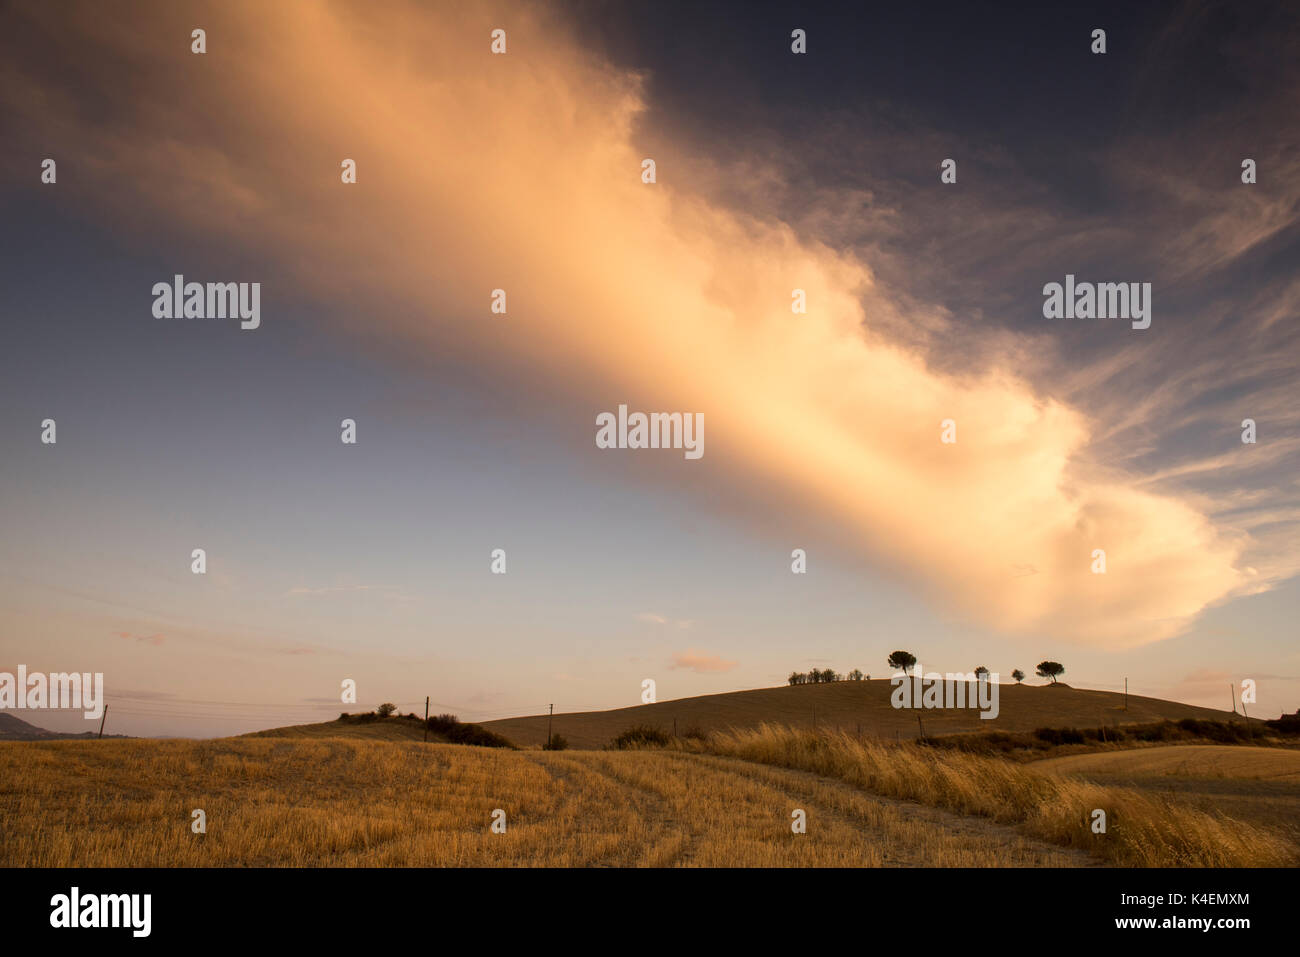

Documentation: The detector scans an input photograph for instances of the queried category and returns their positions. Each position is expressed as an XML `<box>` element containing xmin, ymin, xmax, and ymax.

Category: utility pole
<box><xmin>1231</xmin><ymin>683</ymin><xmax>1238</xmax><ymax>717</ymax></box>
<box><xmin>916</xmin><ymin>712</ymin><xmax>925</xmax><ymax>741</ymax></box>
<box><xmin>546</xmin><ymin>703</ymin><xmax>553</xmax><ymax>749</ymax></box>
<box><xmin>97</xmin><ymin>707</ymin><xmax>107</xmax><ymax>739</ymax></box>
<box><xmin>1124</xmin><ymin>678</ymin><xmax>1128</xmax><ymax>711</ymax></box>
<box><xmin>424</xmin><ymin>696</ymin><xmax>429</xmax><ymax>742</ymax></box>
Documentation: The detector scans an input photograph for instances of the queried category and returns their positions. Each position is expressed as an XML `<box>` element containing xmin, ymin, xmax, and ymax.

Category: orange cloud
<box><xmin>6</xmin><ymin>0</ymin><xmax>1254</xmax><ymax>648</ymax></box>
<box><xmin>670</xmin><ymin>650</ymin><xmax>739</xmax><ymax>674</ymax></box>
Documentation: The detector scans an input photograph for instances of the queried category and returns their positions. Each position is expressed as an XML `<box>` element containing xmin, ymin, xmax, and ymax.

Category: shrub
<box><xmin>543</xmin><ymin>733</ymin><xmax>568</xmax><ymax>751</ymax></box>
<box><xmin>1034</xmin><ymin>727</ymin><xmax>1085</xmax><ymax>746</ymax></box>
<box><xmin>1265</xmin><ymin>710</ymin><xmax>1300</xmax><ymax>735</ymax></box>
<box><xmin>425</xmin><ymin>713</ymin><xmax>514</xmax><ymax>748</ymax></box>
<box><xmin>610</xmin><ymin>725</ymin><xmax>672</xmax><ymax>749</ymax></box>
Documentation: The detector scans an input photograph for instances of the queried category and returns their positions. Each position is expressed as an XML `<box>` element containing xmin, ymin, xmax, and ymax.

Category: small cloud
<box><xmin>639</xmin><ymin>612</ymin><xmax>695</xmax><ymax>629</ymax></box>
<box><xmin>113</xmin><ymin>631</ymin><xmax>165</xmax><ymax>646</ymax></box>
<box><xmin>669</xmin><ymin>649</ymin><xmax>738</xmax><ymax>674</ymax></box>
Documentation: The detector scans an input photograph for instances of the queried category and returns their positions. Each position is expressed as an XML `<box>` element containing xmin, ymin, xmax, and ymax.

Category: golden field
<box><xmin>1033</xmin><ymin>744</ymin><xmax>1300</xmax><ymax>846</ymax></box>
<box><xmin>1</xmin><ymin>727</ymin><xmax>1294</xmax><ymax>867</ymax></box>
<box><xmin>686</xmin><ymin>725</ymin><xmax>1296</xmax><ymax>867</ymax></box>
<box><xmin>0</xmin><ymin>737</ymin><xmax>1090</xmax><ymax>867</ymax></box>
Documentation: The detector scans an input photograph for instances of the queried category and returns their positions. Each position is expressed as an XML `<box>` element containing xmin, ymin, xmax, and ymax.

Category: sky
<box><xmin>1</xmin><ymin>0</ymin><xmax>1297</xmax><ymax>737</ymax></box>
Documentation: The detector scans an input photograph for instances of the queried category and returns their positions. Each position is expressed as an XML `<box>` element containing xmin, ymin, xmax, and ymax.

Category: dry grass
<box><xmin>0</xmin><ymin>737</ymin><xmax>1086</xmax><ymax>867</ymax></box>
<box><xmin>1033</xmin><ymin>744</ymin><xmax>1300</xmax><ymax>846</ymax></box>
<box><xmin>688</xmin><ymin>724</ymin><xmax>1297</xmax><ymax>867</ymax></box>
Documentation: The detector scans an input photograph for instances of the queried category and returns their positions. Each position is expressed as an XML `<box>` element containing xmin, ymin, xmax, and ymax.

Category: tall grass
<box><xmin>694</xmin><ymin>724</ymin><xmax>1295</xmax><ymax>867</ymax></box>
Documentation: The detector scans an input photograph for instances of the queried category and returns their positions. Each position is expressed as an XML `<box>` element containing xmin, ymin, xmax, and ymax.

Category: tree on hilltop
<box><xmin>1035</xmin><ymin>662</ymin><xmax>1065</xmax><ymax>684</ymax></box>
<box><xmin>887</xmin><ymin>651</ymin><xmax>917</xmax><ymax>675</ymax></box>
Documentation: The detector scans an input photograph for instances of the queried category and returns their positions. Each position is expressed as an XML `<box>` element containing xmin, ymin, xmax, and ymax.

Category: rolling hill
<box><xmin>242</xmin><ymin>717</ymin><xmax>431</xmax><ymax>742</ymax></box>
<box><xmin>478</xmin><ymin>679</ymin><xmax>1249</xmax><ymax>749</ymax></box>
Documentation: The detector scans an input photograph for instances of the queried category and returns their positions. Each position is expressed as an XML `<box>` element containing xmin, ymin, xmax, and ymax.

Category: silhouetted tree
<box><xmin>887</xmin><ymin>651</ymin><xmax>918</xmax><ymax>675</ymax></box>
<box><xmin>1035</xmin><ymin>661</ymin><xmax>1065</xmax><ymax>684</ymax></box>
<box><xmin>377</xmin><ymin>702</ymin><xmax>397</xmax><ymax>717</ymax></box>
<box><xmin>848</xmin><ymin>669</ymin><xmax>865</xmax><ymax>681</ymax></box>
<box><xmin>974</xmin><ymin>666</ymin><xmax>990</xmax><ymax>681</ymax></box>
<box><xmin>1011</xmin><ymin>669</ymin><xmax>1025</xmax><ymax>684</ymax></box>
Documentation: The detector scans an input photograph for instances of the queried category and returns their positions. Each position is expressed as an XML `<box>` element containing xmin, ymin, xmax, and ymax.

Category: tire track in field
<box><xmin>530</xmin><ymin>749</ymin><xmax>1100</xmax><ymax>867</ymax></box>
<box><xmin>521</xmin><ymin>751</ymin><xmax>688</xmax><ymax>866</ymax></box>
<box><xmin>681</xmin><ymin>752</ymin><xmax>1103</xmax><ymax>867</ymax></box>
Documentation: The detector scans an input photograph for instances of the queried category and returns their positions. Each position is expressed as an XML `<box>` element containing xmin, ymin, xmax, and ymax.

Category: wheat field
<box><xmin>3</xmin><ymin>731</ymin><xmax>1292</xmax><ymax>867</ymax></box>
<box><xmin>688</xmin><ymin>725</ymin><xmax>1297</xmax><ymax>867</ymax></box>
<box><xmin>1</xmin><ymin>737</ymin><xmax>1087</xmax><ymax>867</ymax></box>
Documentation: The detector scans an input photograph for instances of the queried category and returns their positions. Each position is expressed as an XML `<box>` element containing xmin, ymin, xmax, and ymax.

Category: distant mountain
<box><xmin>0</xmin><ymin>713</ymin><xmax>129</xmax><ymax>741</ymax></box>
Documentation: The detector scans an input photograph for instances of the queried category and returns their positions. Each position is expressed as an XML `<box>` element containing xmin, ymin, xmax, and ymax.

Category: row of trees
<box><xmin>787</xmin><ymin>653</ymin><xmax>1066</xmax><ymax>685</ymax></box>
<box><xmin>787</xmin><ymin>668</ymin><xmax>869</xmax><ymax>685</ymax></box>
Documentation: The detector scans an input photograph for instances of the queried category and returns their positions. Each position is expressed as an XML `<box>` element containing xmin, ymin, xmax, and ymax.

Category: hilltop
<box><xmin>242</xmin><ymin>711</ymin><xmax>514</xmax><ymax>747</ymax></box>
<box><xmin>478</xmin><ymin>679</ymin><xmax>1247</xmax><ymax>749</ymax></box>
